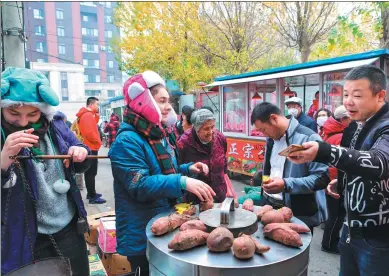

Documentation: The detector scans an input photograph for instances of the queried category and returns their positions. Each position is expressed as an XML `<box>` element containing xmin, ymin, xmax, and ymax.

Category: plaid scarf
<box><xmin>124</xmin><ymin>107</ymin><xmax>177</xmax><ymax>175</ymax></box>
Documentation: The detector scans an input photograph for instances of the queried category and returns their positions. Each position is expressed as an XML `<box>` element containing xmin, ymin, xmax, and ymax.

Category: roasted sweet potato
<box><xmin>180</xmin><ymin>220</ymin><xmax>207</xmax><ymax>232</ymax></box>
<box><xmin>255</xmin><ymin>205</ymin><xmax>273</xmax><ymax>221</ymax></box>
<box><xmin>239</xmin><ymin>234</ymin><xmax>270</xmax><ymax>254</ymax></box>
<box><xmin>182</xmin><ymin>205</ymin><xmax>197</xmax><ymax>216</ymax></box>
<box><xmin>200</xmin><ymin>201</ymin><xmax>214</xmax><ymax>212</ymax></box>
<box><xmin>168</xmin><ymin>229</ymin><xmax>209</xmax><ymax>251</ymax></box>
<box><xmin>279</xmin><ymin>207</ymin><xmax>293</xmax><ymax>222</ymax></box>
<box><xmin>263</xmin><ymin>224</ymin><xmax>303</xmax><ymax>247</ymax></box>
<box><xmin>242</xmin><ymin>199</ymin><xmax>254</xmax><ymax>212</ymax></box>
<box><xmin>261</xmin><ymin>210</ymin><xmax>285</xmax><ymax>225</ymax></box>
<box><xmin>283</xmin><ymin>223</ymin><xmax>310</xmax><ymax>233</ymax></box>
<box><xmin>151</xmin><ymin>214</ymin><xmax>193</xmax><ymax>236</ymax></box>
<box><xmin>232</xmin><ymin>235</ymin><xmax>255</xmax><ymax>259</ymax></box>
<box><xmin>207</xmin><ymin>227</ymin><xmax>234</xmax><ymax>252</ymax></box>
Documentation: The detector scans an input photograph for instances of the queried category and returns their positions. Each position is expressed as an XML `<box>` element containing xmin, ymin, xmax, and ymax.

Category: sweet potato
<box><xmin>182</xmin><ymin>205</ymin><xmax>197</xmax><ymax>216</ymax></box>
<box><xmin>261</xmin><ymin>210</ymin><xmax>285</xmax><ymax>225</ymax></box>
<box><xmin>180</xmin><ymin>220</ymin><xmax>207</xmax><ymax>232</ymax></box>
<box><xmin>263</xmin><ymin>224</ymin><xmax>303</xmax><ymax>247</ymax></box>
<box><xmin>200</xmin><ymin>201</ymin><xmax>214</xmax><ymax>212</ymax></box>
<box><xmin>232</xmin><ymin>235</ymin><xmax>255</xmax><ymax>259</ymax></box>
<box><xmin>283</xmin><ymin>223</ymin><xmax>310</xmax><ymax>233</ymax></box>
<box><xmin>242</xmin><ymin>199</ymin><xmax>254</xmax><ymax>212</ymax></box>
<box><xmin>207</xmin><ymin>227</ymin><xmax>234</xmax><ymax>252</ymax></box>
<box><xmin>168</xmin><ymin>229</ymin><xmax>209</xmax><ymax>251</ymax></box>
<box><xmin>255</xmin><ymin>205</ymin><xmax>273</xmax><ymax>220</ymax></box>
<box><xmin>151</xmin><ymin>214</ymin><xmax>193</xmax><ymax>236</ymax></box>
<box><xmin>279</xmin><ymin>207</ymin><xmax>293</xmax><ymax>222</ymax></box>
<box><xmin>239</xmin><ymin>234</ymin><xmax>270</xmax><ymax>254</ymax></box>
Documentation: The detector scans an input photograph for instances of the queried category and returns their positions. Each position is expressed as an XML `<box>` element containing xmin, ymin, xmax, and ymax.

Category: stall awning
<box><xmin>206</xmin><ymin>57</ymin><xmax>379</xmax><ymax>87</ymax></box>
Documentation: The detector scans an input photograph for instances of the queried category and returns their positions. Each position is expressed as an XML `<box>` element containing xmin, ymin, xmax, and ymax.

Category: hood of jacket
<box><xmin>322</xmin><ymin>116</ymin><xmax>347</xmax><ymax>136</ymax></box>
<box><xmin>76</xmin><ymin>107</ymin><xmax>96</xmax><ymax>119</ymax></box>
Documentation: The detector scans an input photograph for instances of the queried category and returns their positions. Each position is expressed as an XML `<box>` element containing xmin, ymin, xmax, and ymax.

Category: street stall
<box><xmin>146</xmin><ymin>200</ymin><xmax>312</xmax><ymax>276</ymax></box>
<box><xmin>198</xmin><ymin>49</ymin><xmax>389</xmax><ymax>176</ymax></box>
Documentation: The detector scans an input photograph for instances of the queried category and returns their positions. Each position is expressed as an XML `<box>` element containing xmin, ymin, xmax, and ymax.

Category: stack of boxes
<box><xmin>86</xmin><ymin>211</ymin><xmax>132</xmax><ymax>276</ymax></box>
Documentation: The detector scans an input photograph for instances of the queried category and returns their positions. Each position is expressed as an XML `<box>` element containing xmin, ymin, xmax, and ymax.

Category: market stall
<box><xmin>199</xmin><ymin>49</ymin><xmax>389</xmax><ymax>176</ymax></box>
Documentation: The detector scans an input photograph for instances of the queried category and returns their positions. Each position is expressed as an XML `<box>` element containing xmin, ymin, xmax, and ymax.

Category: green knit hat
<box><xmin>1</xmin><ymin>67</ymin><xmax>59</xmax><ymax>121</ymax></box>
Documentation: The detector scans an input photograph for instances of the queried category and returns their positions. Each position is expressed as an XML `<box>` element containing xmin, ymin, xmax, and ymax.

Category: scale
<box><xmin>199</xmin><ymin>197</ymin><xmax>258</xmax><ymax>237</ymax></box>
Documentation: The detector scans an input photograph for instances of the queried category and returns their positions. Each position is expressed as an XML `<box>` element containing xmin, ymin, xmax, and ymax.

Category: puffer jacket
<box><xmin>314</xmin><ymin>102</ymin><xmax>389</xmax><ymax>239</ymax></box>
<box><xmin>109</xmin><ymin>122</ymin><xmax>193</xmax><ymax>257</ymax></box>
<box><xmin>1</xmin><ymin>118</ymin><xmax>91</xmax><ymax>274</ymax></box>
<box><xmin>262</xmin><ymin>117</ymin><xmax>329</xmax><ymax>227</ymax></box>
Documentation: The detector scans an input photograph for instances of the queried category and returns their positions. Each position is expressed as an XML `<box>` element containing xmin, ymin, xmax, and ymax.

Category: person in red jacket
<box><xmin>321</xmin><ymin>105</ymin><xmax>351</xmax><ymax>254</ymax></box>
<box><xmin>76</xmin><ymin>97</ymin><xmax>106</xmax><ymax>204</ymax></box>
<box><xmin>104</xmin><ymin>113</ymin><xmax>121</xmax><ymax>147</ymax></box>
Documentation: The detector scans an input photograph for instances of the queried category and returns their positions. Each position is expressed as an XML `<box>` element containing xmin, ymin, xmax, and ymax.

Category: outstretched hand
<box><xmin>288</xmin><ymin>141</ymin><xmax>319</xmax><ymax>164</ymax></box>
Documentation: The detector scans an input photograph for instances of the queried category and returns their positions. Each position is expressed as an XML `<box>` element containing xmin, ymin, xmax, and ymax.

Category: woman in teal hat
<box><xmin>1</xmin><ymin>67</ymin><xmax>91</xmax><ymax>275</ymax></box>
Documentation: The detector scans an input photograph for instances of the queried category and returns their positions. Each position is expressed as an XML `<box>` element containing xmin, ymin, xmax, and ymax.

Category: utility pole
<box><xmin>1</xmin><ymin>2</ymin><xmax>26</xmax><ymax>71</ymax></box>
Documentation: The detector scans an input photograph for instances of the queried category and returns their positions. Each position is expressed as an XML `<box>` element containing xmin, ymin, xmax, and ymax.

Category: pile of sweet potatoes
<box><xmin>257</xmin><ymin>205</ymin><xmax>293</xmax><ymax>225</ymax></box>
<box><xmin>151</xmin><ymin>213</ymin><xmax>195</xmax><ymax>236</ymax></box>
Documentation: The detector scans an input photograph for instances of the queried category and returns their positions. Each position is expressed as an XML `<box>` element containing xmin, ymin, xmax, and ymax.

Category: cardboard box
<box><xmin>98</xmin><ymin>217</ymin><xmax>117</xmax><ymax>253</ymax></box>
<box><xmin>85</xmin><ymin>211</ymin><xmax>115</xmax><ymax>245</ymax></box>
<box><xmin>97</xmin><ymin>243</ymin><xmax>132</xmax><ymax>275</ymax></box>
<box><xmin>89</xmin><ymin>254</ymin><xmax>108</xmax><ymax>276</ymax></box>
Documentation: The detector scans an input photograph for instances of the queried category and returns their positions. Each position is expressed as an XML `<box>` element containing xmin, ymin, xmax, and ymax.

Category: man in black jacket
<box><xmin>289</xmin><ymin>65</ymin><xmax>389</xmax><ymax>276</ymax></box>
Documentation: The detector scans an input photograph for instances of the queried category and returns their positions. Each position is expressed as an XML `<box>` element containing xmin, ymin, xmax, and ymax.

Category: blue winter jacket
<box><xmin>109</xmin><ymin>122</ymin><xmax>192</xmax><ymax>257</ymax></box>
<box><xmin>297</xmin><ymin>112</ymin><xmax>317</xmax><ymax>133</ymax></box>
<box><xmin>262</xmin><ymin>117</ymin><xmax>329</xmax><ymax>227</ymax></box>
<box><xmin>1</xmin><ymin>118</ymin><xmax>91</xmax><ymax>275</ymax></box>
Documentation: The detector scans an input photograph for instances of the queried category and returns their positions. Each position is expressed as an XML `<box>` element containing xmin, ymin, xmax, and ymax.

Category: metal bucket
<box><xmin>5</xmin><ymin>257</ymin><xmax>72</xmax><ymax>276</ymax></box>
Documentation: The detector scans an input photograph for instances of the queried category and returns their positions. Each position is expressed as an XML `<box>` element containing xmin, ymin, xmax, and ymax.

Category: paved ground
<box><xmin>82</xmin><ymin>147</ymin><xmax>340</xmax><ymax>276</ymax></box>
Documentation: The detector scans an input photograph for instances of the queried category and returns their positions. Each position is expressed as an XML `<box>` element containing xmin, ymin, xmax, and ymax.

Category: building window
<box><xmin>85</xmin><ymin>90</ymin><xmax>101</xmax><ymax>97</ymax></box>
<box><xmin>108</xmin><ymin>60</ymin><xmax>114</xmax><ymax>68</ymax></box>
<box><xmin>35</xmin><ymin>26</ymin><xmax>45</xmax><ymax>36</ymax></box>
<box><xmin>105</xmin><ymin>16</ymin><xmax>112</xmax><ymax>23</ymax></box>
<box><xmin>80</xmin><ymin>2</ymin><xmax>96</xmax><ymax>7</ymax></box>
<box><xmin>57</xmin><ymin>27</ymin><xmax>65</xmax><ymax>37</ymax></box>
<box><xmin>56</xmin><ymin>9</ymin><xmax>64</xmax><ymax>20</ymax></box>
<box><xmin>83</xmin><ymin>59</ymin><xmax>88</xmax><ymax>67</ymax></box>
<box><xmin>82</xmin><ymin>28</ymin><xmax>98</xmax><ymax>37</ymax></box>
<box><xmin>58</xmin><ymin>44</ymin><xmax>66</xmax><ymax>55</ymax></box>
<box><xmin>105</xmin><ymin>2</ymin><xmax>111</xmax><ymax>8</ymax></box>
<box><xmin>94</xmin><ymin>60</ymin><xmax>100</xmax><ymax>68</ymax></box>
<box><xmin>96</xmin><ymin>75</ymin><xmax>101</xmax><ymax>83</ymax></box>
<box><xmin>105</xmin><ymin>30</ymin><xmax>113</xmax><ymax>38</ymax></box>
<box><xmin>33</xmin><ymin>9</ymin><xmax>44</xmax><ymax>19</ymax></box>
<box><xmin>37</xmin><ymin>58</ymin><xmax>46</xmax><ymax>63</ymax></box>
<box><xmin>61</xmin><ymin>72</ymin><xmax>68</xmax><ymax>88</ymax></box>
<box><xmin>108</xmin><ymin>75</ymin><xmax>114</xmax><ymax>83</ymax></box>
<box><xmin>82</xmin><ymin>15</ymin><xmax>88</xmax><ymax>22</ymax></box>
<box><xmin>108</xmin><ymin>90</ymin><xmax>115</xmax><ymax>97</ymax></box>
<box><xmin>81</xmin><ymin>12</ymin><xmax>97</xmax><ymax>23</ymax></box>
<box><xmin>82</xmin><ymin>44</ymin><xmax>99</xmax><ymax>53</ymax></box>
<box><xmin>107</xmin><ymin>46</ymin><xmax>112</xmax><ymax>53</ymax></box>
<box><xmin>61</xmin><ymin>88</ymin><xmax>69</xmax><ymax>101</ymax></box>
<box><xmin>36</xmin><ymin>42</ymin><xmax>45</xmax><ymax>52</ymax></box>
<box><xmin>83</xmin><ymin>59</ymin><xmax>100</xmax><ymax>68</ymax></box>
<box><xmin>84</xmin><ymin>75</ymin><xmax>89</xmax><ymax>83</ymax></box>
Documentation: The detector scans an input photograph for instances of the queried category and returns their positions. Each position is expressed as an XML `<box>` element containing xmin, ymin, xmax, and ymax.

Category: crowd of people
<box><xmin>1</xmin><ymin>64</ymin><xmax>389</xmax><ymax>276</ymax></box>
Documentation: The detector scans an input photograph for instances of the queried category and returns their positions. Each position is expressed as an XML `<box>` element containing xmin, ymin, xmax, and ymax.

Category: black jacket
<box><xmin>315</xmin><ymin>102</ymin><xmax>389</xmax><ymax>238</ymax></box>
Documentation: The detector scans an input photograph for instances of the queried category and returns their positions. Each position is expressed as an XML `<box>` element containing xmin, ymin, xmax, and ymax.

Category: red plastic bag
<box><xmin>224</xmin><ymin>174</ymin><xmax>237</xmax><ymax>199</ymax></box>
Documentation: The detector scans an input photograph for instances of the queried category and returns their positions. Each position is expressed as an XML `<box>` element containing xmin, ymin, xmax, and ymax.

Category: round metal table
<box><xmin>146</xmin><ymin>205</ymin><xmax>312</xmax><ymax>276</ymax></box>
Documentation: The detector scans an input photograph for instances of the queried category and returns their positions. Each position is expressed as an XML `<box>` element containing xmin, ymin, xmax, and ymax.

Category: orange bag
<box><xmin>224</xmin><ymin>174</ymin><xmax>237</xmax><ymax>199</ymax></box>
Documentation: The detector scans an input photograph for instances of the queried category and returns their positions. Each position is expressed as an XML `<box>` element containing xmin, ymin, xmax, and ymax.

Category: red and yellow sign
<box><xmin>226</xmin><ymin>137</ymin><xmax>266</xmax><ymax>176</ymax></box>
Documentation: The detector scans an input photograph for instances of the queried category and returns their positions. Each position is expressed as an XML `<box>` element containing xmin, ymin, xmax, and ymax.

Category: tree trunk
<box><xmin>300</xmin><ymin>46</ymin><xmax>311</xmax><ymax>63</ymax></box>
<box><xmin>380</xmin><ymin>7</ymin><xmax>389</xmax><ymax>49</ymax></box>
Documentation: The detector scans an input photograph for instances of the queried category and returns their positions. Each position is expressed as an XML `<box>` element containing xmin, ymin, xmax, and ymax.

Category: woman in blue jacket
<box><xmin>109</xmin><ymin>71</ymin><xmax>215</xmax><ymax>275</ymax></box>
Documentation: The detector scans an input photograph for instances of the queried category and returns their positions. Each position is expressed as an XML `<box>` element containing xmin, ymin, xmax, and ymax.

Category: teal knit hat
<box><xmin>1</xmin><ymin>67</ymin><xmax>59</xmax><ymax>121</ymax></box>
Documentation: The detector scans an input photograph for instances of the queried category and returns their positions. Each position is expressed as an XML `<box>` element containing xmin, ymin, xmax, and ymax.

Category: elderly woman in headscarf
<box><xmin>177</xmin><ymin>109</ymin><xmax>228</xmax><ymax>203</ymax></box>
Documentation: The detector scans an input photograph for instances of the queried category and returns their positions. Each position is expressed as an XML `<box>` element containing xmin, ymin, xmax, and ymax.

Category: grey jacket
<box><xmin>263</xmin><ymin>117</ymin><xmax>329</xmax><ymax>227</ymax></box>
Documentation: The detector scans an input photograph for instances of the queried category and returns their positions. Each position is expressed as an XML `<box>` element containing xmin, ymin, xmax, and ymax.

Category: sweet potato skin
<box><xmin>263</xmin><ymin>224</ymin><xmax>303</xmax><ymax>247</ymax></box>
<box><xmin>255</xmin><ymin>205</ymin><xmax>273</xmax><ymax>220</ymax></box>
<box><xmin>151</xmin><ymin>214</ymin><xmax>193</xmax><ymax>236</ymax></box>
<box><xmin>232</xmin><ymin>235</ymin><xmax>255</xmax><ymax>259</ymax></box>
<box><xmin>261</xmin><ymin>210</ymin><xmax>285</xmax><ymax>225</ymax></box>
<box><xmin>180</xmin><ymin>220</ymin><xmax>207</xmax><ymax>232</ymax></box>
<box><xmin>182</xmin><ymin>205</ymin><xmax>197</xmax><ymax>216</ymax></box>
<box><xmin>207</xmin><ymin>227</ymin><xmax>234</xmax><ymax>252</ymax></box>
<box><xmin>240</xmin><ymin>234</ymin><xmax>270</xmax><ymax>254</ymax></box>
<box><xmin>168</xmin><ymin>229</ymin><xmax>209</xmax><ymax>251</ymax></box>
<box><xmin>200</xmin><ymin>201</ymin><xmax>214</xmax><ymax>212</ymax></box>
<box><xmin>282</xmin><ymin>223</ymin><xmax>310</xmax><ymax>233</ymax></box>
<box><xmin>279</xmin><ymin>207</ymin><xmax>293</xmax><ymax>222</ymax></box>
<box><xmin>242</xmin><ymin>199</ymin><xmax>254</xmax><ymax>212</ymax></box>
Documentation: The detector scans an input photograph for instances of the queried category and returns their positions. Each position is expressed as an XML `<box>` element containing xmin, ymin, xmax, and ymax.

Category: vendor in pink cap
<box><xmin>109</xmin><ymin>71</ymin><xmax>215</xmax><ymax>275</ymax></box>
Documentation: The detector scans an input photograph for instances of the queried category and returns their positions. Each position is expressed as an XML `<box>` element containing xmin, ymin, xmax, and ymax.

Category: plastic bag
<box><xmin>224</xmin><ymin>174</ymin><xmax>237</xmax><ymax>199</ymax></box>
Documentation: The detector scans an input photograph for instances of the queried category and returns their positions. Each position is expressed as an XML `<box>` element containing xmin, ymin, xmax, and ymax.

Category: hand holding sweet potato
<box><xmin>242</xmin><ymin>199</ymin><xmax>254</xmax><ymax>212</ymax></box>
<box><xmin>168</xmin><ymin>229</ymin><xmax>209</xmax><ymax>251</ymax></box>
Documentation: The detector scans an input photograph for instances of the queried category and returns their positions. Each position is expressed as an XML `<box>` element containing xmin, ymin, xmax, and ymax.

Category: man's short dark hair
<box><xmin>345</xmin><ymin>65</ymin><xmax>387</xmax><ymax>95</ymax></box>
<box><xmin>251</xmin><ymin>102</ymin><xmax>281</xmax><ymax>125</ymax></box>
<box><xmin>181</xmin><ymin>105</ymin><xmax>194</xmax><ymax>125</ymax></box>
<box><xmin>202</xmin><ymin>106</ymin><xmax>214</xmax><ymax>113</ymax></box>
<box><xmin>86</xmin><ymin>97</ymin><xmax>99</xmax><ymax>106</ymax></box>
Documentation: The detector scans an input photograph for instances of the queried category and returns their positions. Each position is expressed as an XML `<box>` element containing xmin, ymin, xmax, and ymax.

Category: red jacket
<box><xmin>76</xmin><ymin>107</ymin><xmax>102</xmax><ymax>151</ymax></box>
<box><xmin>321</xmin><ymin>116</ymin><xmax>348</xmax><ymax>180</ymax></box>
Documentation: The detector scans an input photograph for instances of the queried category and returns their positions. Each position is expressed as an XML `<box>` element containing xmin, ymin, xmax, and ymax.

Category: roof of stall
<box><xmin>208</xmin><ymin>49</ymin><xmax>389</xmax><ymax>86</ymax></box>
